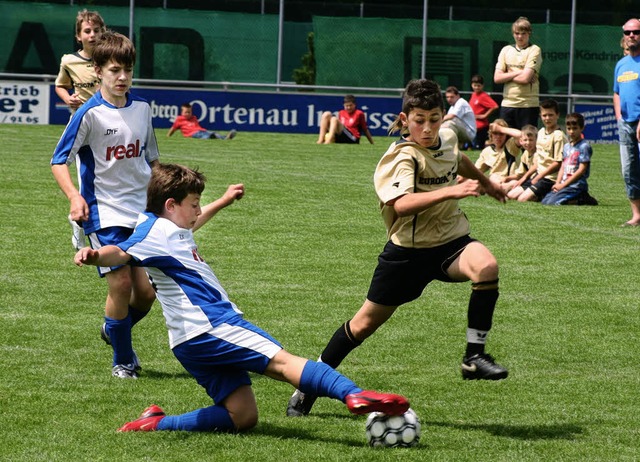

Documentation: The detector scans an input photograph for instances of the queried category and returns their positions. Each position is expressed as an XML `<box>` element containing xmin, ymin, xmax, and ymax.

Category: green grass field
<box><xmin>1</xmin><ymin>124</ymin><xmax>639</xmax><ymax>461</ymax></box>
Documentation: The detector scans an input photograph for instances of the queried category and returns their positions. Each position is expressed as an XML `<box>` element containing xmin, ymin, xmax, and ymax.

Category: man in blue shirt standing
<box><xmin>614</xmin><ymin>18</ymin><xmax>640</xmax><ymax>226</ymax></box>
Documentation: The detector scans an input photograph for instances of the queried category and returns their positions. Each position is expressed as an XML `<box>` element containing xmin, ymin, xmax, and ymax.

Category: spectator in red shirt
<box><xmin>316</xmin><ymin>95</ymin><xmax>374</xmax><ymax>145</ymax></box>
<box><xmin>469</xmin><ymin>75</ymin><xmax>499</xmax><ymax>149</ymax></box>
<box><xmin>168</xmin><ymin>103</ymin><xmax>237</xmax><ymax>140</ymax></box>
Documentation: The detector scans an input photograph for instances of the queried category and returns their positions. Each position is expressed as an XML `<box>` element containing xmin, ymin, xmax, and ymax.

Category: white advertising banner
<box><xmin>0</xmin><ymin>81</ymin><xmax>49</xmax><ymax>125</ymax></box>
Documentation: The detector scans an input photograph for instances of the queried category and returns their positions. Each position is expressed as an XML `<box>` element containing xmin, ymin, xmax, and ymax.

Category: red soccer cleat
<box><xmin>345</xmin><ymin>390</ymin><xmax>409</xmax><ymax>416</ymax></box>
<box><xmin>117</xmin><ymin>404</ymin><xmax>166</xmax><ymax>432</ymax></box>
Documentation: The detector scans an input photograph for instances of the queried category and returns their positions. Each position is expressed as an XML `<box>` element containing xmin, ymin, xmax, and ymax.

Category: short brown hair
<box><xmin>92</xmin><ymin>30</ymin><xmax>136</xmax><ymax>69</ymax></box>
<box><xmin>565</xmin><ymin>113</ymin><xmax>585</xmax><ymax>129</ymax></box>
<box><xmin>388</xmin><ymin>79</ymin><xmax>445</xmax><ymax>135</ymax></box>
<box><xmin>146</xmin><ymin>164</ymin><xmax>207</xmax><ymax>215</ymax></box>
<box><xmin>540</xmin><ymin>99</ymin><xmax>560</xmax><ymax>114</ymax></box>
<box><xmin>75</xmin><ymin>9</ymin><xmax>106</xmax><ymax>37</ymax></box>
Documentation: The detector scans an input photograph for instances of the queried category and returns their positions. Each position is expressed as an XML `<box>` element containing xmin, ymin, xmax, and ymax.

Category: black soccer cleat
<box><xmin>286</xmin><ymin>389</ymin><xmax>318</xmax><ymax>417</ymax></box>
<box><xmin>461</xmin><ymin>353</ymin><xmax>508</xmax><ymax>380</ymax></box>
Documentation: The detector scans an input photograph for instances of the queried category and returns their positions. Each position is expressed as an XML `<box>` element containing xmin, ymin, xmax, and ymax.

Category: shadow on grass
<box><xmin>141</xmin><ymin>369</ymin><xmax>192</xmax><ymax>380</ymax></box>
<box><xmin>250</xmin><ymin>421</ymin><xmax>430</xmax><ymax>450</ymax></box>
<box><xmin>428</xmin><ymin>421</ymin><xmax>584</xmax><ymax>440</ymax></box>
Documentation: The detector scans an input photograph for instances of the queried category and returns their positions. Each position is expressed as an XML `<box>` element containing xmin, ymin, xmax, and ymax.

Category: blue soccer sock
<box><xmin>157</xmin><ymin>405</ymin><xmax>235</xmax><ymax>432</ymax></box>
<box><xmin>128</xmin><ymin>305</ymin><xmax>149</xmax><ymax>327</ymax></box>
<box><xmin>105</xmin><ymin>315</ymin><xmax>134</xmax><ymax>366</ymax></box>
<box><xmin>298</xmin><ymin>360</ymin><xmax>361</xmax><ymax>402</ymax></box>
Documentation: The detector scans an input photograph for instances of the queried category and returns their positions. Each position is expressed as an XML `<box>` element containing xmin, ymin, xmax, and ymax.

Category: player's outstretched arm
<box><xmin>392</xmin><ymin>179</ymin><xmax>485</xmax><ymax>217</ymax></box>
<box><xmin>74</xmin><ymin>245</ymin><xmax>131</xmax><ymax>268</ymax></box>
<box><xmin>489</xmin><ymin>123</ymin><xmax>521</xmax><ymax>140</ymax></box>
<box><xmin>193</xmin><ymin>184</ymin><xmax>245</xmax><ymax>232</ymax></box>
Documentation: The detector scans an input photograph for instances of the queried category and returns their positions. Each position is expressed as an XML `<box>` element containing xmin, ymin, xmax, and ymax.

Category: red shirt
<box><xmin>339</xmin><ymin>109</ymin><xmax>367</xmax><ymax>139</ymax></box>
<box><xmin>170</xmin><ymin>115</ymin><xmax>206</xmax><ymax>137</ymax></box>
<box><xmin>469</xmin><ymin>91</ymin><xmax>498</xmax><ymax>131</ymax></box>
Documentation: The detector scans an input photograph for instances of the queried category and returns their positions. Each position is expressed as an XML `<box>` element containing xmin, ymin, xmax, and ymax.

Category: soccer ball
<box><xmin>365</xmin><ymin>408</ymin><xmax>421</xmax><ymax>448</ymax></box>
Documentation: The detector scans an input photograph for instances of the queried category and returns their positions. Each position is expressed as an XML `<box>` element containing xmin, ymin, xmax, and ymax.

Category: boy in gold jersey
<box><xmin>474</xmin><ymin>118</ymin><xmax>521</xmax><ymax>192</ymax></box>
<box><xmin>55</xmin><ymin>10</ymin><xmax>107</xmax><ymax>252</ymax></box>
<box><xmin>502</xmin><ymin>100</ymin><xmax>567</xmax><ymax>202</ymax></box>
<box><xmin>55</xmin><ymin>10</ymin><xmax>106</xmax><ymax>113</ymax></box>
<box><xmin>494</xmin><ymin>16</ymin><xmax>542</xmax><ymax>129</ymax></box>
<box><xmin>287</xmin><ymin>79</ymin><xmax>509</xmax><ymax>417</ymax></box>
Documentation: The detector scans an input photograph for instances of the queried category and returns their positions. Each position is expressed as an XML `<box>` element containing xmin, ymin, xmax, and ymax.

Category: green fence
<box><xmin>0</xmin><ymin>1</ymin><xmax>623</xmax><ymax>96</ymax></box>
<box><xmin>313</xmin><ymin>16</ymin><xmax>622</xmax><ymax>95</ymax></box>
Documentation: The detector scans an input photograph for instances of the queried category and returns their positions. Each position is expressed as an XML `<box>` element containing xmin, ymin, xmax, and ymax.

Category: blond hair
<box><xmin>489</xmin><ymin>119</ymin><xmax>508</xmax><ymax>139</ymax></box>
<box><xmin>520</xmin><ymin>124</ymin><xmax>538</xmax><ymax>138</ymax></box>
<box><xmin>512</xmin><ymin>16</ymin><xmax>532</xmax><ymax>34</ymax></box>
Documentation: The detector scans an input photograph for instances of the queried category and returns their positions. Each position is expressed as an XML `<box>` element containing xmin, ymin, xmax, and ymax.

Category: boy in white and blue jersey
<box><xmin>74</xmin><ymin>163</ymin><xmax>410</xmax><ymax>433</ymax></box>
<box><xmin>51</xmin><ymin>31</ymin><xmax>159</xmax><ymax>379</ymax></box>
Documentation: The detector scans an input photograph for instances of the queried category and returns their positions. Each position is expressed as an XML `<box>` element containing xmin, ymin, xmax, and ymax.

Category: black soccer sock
<box><xmin>465</xmin><ymin>280</ymin><xmax>499</xmax><ymax>358</ymax></box>
<box><xmin>318</xmin><ymin>321</ymin><xmax>363</xmax><ymax>369</ymax></box>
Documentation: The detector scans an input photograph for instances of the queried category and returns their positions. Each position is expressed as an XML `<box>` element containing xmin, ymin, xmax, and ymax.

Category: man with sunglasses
<box><xmin>614</xmin><ymin>18</ymin><xmax>640</xmax><ymax>227</ymax></box>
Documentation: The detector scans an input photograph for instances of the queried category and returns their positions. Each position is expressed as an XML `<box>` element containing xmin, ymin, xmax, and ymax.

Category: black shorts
<box><xmin>499</xmin><ymin>106</ymin><xmax>539</xmax><ymax>129</ymax></box>
<box><xmin>366</xmin><ymin>235</ymin><xmax>476</xmax><ymax>307</ymax></box>
<box><xmin>335</xmin><ymin>127</ymin><xmax>359</xmax><ymax>144</ymax></box>
<box><xmin>522</xmin><ymin>177</ymin><xmax>555</xmax><ymax>200</ymax></box>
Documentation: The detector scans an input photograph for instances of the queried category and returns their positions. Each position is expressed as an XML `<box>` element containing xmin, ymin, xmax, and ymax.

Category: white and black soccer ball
<box><xmin>365</xmin><ymin>408</ymin><xmax>421</xmax><ymax>448</ymax></box>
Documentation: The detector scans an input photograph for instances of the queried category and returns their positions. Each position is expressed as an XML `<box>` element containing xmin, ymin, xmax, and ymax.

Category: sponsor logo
<box><xmin>105</xmin><ymin>139</ymin><xmax>145</xmax><ymax>161</ymax></box>
<box><xmin>618</xmin><ymin>71</ymin><xmax>639</xmax><ymax>83</ymax></box>
<box><xmin>104</xmin><ymin>128</ymin><xmax>118</xmax><ymax>136</ymax></box>
<box><xmin>418</xmin><ymin>165</ymin><xmax>457</xmax><ymax>185</ymax></box>
<box><xmin>418</xmin><ymin>175</ymin><xmax>451</xmax><ymax>185</ymax></box>
<box><xmin>74</xmin><ymin>81</ymin><xmax>99</xmax><ymax>89</ymax></box>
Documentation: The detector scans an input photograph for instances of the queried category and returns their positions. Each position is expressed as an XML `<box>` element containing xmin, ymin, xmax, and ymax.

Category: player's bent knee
<box><xmin>480</xmin><ymin>258</ymin><xmax>499</xmax><ymax>279</ymax></box>
<box><xmin>135</xmin><ymin>285</ymin><xmax>156</xmax><ymax>308</ymax></box>
<box><xmin>232</xmin><ymin>410</ymin><xmax>258</xmax><ymax>432</ymax></box>
<box><xmin>107</xmin><ymin>267</ymin><xmax>134</xmax><ymax>291</ymax></box>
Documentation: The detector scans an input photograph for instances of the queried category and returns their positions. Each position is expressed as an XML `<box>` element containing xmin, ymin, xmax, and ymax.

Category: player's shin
<box><xmin>157</xmin><ymin>405</ymin><xmax>235</xmax><ymax>432</ymax></box>
<box><xmin>465</xmin><ymin>279</ymin><xmax>499</xmax><ymax>357</ymax></box>
<box><xmin>318</xmin><ymin>320</ymin><xmax>363</xmax><ymax>368</ymax></box>
<box><xmin>298</xmin><ymin>360</ymin><xmax>360</xmax><ymax>400</ymax></box>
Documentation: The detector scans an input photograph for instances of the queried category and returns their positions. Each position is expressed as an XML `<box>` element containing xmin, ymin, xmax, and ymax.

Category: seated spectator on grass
<box><xmin>474</xmin><ymin>119</ymin><xmax>521</xmax><ymax>192</ymax></box>
<box><xmin>316</xmin><ymin>94</ymin><xmax>374</xmax><ymax>145</ymax></box>
<box><xmin>442</xmin><ymin>86</ymin><xmax>476</xmax><ymax>149</ymax></box>
<box><xmin>541</xmin><ymin>113</ymin><xmax>598</xmax><ymax>206</ymax></box>
<box><xmin>168</xmin><ymin>103</ymin><xmax>237</xmax><ymax>140</ymax></box>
